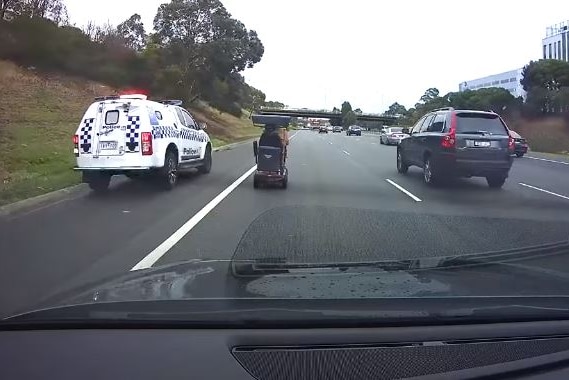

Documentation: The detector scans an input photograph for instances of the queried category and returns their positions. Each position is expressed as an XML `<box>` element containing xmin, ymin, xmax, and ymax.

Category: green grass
<box><xmin>0</xmin><ymin>122</ymin><xmax>81</xmax><ymax>205</ymax></box>
<box><xmin>210</xmin><ymin>137</ymin><xmax>229</xmax><ymax>148</ymax></box>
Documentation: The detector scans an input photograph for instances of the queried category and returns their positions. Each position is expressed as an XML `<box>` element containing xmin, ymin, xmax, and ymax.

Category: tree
<box><xmin>243</xmin><ymin>85</ymin><xmax>266</xmax><ymax>115</ymax></box>
<box><xmin>152</xmin><ymin>0</ymin><xmax>264</xmax><ymax>103</ymax></box>
<box><xmin>342</xmin><ymin>110</ymin><xmax>357</xmax><ymax>127</ymax></box>
<box><xmin>521</xmin><ymin>59</ymin><xmax>569</xmax><ymax>115</ymax></box>
<box><xmin>332</xmin><ymin>106</ymin><xmax>340</xmax><ymax>113</ymax></box>
<box><xmin>354</xmin><ymin>108</ymin><xmax>362</xmax><ymax>114</ymax></box>
<box><xmin>384</xmin><ymin>102</ymin><xmax>407</xmax><ymax>116</ymax></box>
<box><xmin>1</xmin><ymin>0</ymin><xmax>18</xmax><ymax>20</ymax></box>
<box><xmin>420</xmin><ymin>87</ymin><xmax>440</xmax><ymax>103</ymax></box>
<box><xmin>117</xmin><ymin>14</ymin><xmax>146</xmax><ymax>51</ymax></box>
<box><xmin>340</xmin><ymin>101</ymin><xmax>352</xmax><ymax>116</ymax></box>
<box><xmin>264</xmin><ymin>100</ymin><xmax>285</xmax><ymax>108</ymax></box>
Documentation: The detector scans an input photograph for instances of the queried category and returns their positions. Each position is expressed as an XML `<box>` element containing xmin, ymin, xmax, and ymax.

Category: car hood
<box><xmin>36</xmin><ymin>241</ymin><xmax>569</xmax><ymax>306</ymax></box>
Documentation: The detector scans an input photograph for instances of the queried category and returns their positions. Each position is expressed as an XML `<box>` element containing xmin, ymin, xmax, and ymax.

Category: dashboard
<box><xmin>4</xmin><ymin>320</ymin><xmax>569</xmax><ymax>379</ymax></box>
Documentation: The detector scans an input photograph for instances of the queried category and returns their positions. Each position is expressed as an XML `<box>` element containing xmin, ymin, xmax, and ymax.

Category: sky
<box><xmin>65</xmin><ymin>0</ymin><xmax>569</xmax><ymax>112</ymax></box>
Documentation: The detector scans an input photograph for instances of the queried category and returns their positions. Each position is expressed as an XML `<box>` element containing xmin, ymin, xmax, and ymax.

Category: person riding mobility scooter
<box><xmin>252</xmin><ymin>115</ymin><xmax>290</xmax><ymax>189</ymax></box>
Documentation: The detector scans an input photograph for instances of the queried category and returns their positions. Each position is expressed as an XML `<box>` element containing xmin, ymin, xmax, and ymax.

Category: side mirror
<box><xmin>200</xmin><ymin>123</ymin><xmax>208</xmax><ymax>131</ymax></box>
<box><xmin>402</xmin><ymin>128</ymin><xmax>410</xmax><ymax>134</ymax></box>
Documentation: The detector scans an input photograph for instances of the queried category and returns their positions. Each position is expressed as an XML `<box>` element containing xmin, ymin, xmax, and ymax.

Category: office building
<box><xmin>542</xmin><ymin>21</ymin><xmax>569</xmax><ymax>61</ymax></box>
<box><xmin>458</xmin><ymin>68</ymin><xmax>526</xmax><ymax>99</ymax></box>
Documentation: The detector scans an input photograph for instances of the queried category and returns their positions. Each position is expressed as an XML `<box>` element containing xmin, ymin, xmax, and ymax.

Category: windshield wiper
<box><xmin>231</xmin><ymin>241</ymin><xmax>569</xmax><ymax>276</ymax></box>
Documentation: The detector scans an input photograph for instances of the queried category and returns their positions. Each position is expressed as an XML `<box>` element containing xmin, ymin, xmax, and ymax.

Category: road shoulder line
<box><xmin>525</xmin><ymin>156</ymin><xmax>569</xmax><ymax>166</ymax></box>
<box><xmin>519</xmin><ymin>182</ymin><xmax>569</xmax><ymax>201</ymax></box>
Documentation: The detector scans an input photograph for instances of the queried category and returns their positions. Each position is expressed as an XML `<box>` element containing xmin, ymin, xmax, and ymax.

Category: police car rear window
<box><xmin>105</xmin><ymin>110</ymin><xmax>119</xmax><ymax>125</ymax></box>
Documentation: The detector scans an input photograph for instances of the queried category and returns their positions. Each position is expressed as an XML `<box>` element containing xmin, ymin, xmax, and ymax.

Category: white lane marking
<box><xmin>132</xmin><ymin>132</ymin><xmax>299</xmax><ymax>270</ymax></box>
<box><xmin>329</xmin><ymin>142</ymin><xmax>333</xmax><ymax>145</ymax></box>
<box><xmin>525</xmin><ymin>156</ymin><xmax>569</xmax><ymax>166</ymax></box>
<box><xmin>342</xmin><ymin>150</ymin><xmax>351</xmax><ymax>156</ymax></box>
<box><xmin>371</xmin><ymin>142</ymin><xmax>377</xmax><ymax>145</ymax></box>
<box><xmin>131</xmin><ymin>165</ymin><xmax>258</xmax><ymax>270</ymax></box>
<box><xmin>519</xmin><ymin>183</ymin><xmax>569</xmax><ymax>201</ymax></box>
<box><xmin>385</xmin><ymin>179</ymin><xmax>422</xmax><ymax>202</ymax></box>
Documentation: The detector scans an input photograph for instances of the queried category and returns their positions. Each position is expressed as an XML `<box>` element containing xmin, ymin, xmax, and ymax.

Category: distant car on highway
<box><xmin>380</xmin><ymin>127</ymin><xmax>409</xmax><ymax>145</ymax></box>
<box><xmin>397</xmin><ymin>108</ymin><xmax>514</xmax><ymax>188</ymax></box>
<box><xmin>333</xmin><ymin>126</ymin><xmax>342</xmax><ymax>133</ymax></box>
<box><xmin>318</xmin><ymin>126</ymin><xmax>328</xmax><ymax>134</ymax></box>
<box><xmin>509</xmin><ymin>130</ymin><xmax>529</xmax><ymax>157</ymax></box>
<box><xmin>327</xmin><ymin>126</ymin><xmax>333</xmax><ymax>132</ymax></box>
<box><xmin>346</xmin><ymin>126</ymin><xmax>361</xmax><ymax>136</ymax></box>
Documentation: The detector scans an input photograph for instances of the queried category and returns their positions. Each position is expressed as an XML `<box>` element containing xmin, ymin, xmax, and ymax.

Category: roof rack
<box><xmin>158</xmin><ymin>99</ymin><xmax>183</xmax><ymax>106</ymax></box>
<box><xmin>94</xmin><ymin>95</ymin><xmax>120</xmax><ymax>101</ymax></box>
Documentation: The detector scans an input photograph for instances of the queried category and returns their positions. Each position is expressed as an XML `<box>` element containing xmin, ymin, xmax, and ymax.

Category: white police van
<box><xmin>73</xmin><ymin>94</ymin><xmax>212</xmax><ymax>192</ymax></box>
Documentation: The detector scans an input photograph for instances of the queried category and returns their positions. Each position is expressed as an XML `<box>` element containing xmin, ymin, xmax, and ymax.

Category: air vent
<box><xmin>233</xmin><ymin>337</ymin><xmax>569</xmax><ymax>380</ymax></box>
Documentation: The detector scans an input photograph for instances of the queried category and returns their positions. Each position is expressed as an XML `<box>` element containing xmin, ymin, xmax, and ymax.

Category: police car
<box><xmin>73</xmin><ymin>94</ymin><xmax>212</xmax><ymax>192</ymax></box>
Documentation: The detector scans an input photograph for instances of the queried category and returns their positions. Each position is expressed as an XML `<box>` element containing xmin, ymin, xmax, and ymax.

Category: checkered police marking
<box><xmin>151</xmin><ymin>126</ymin><xmax>209</xmax><ymax>142</ymax></box>
<box><xmin>80</xmin><ymin>118</ymin><xmax>94</xmax><ymax>154</ymax></box>
<box><xmin>152</xmin><ymin>125</ymin><xmax>179</xmax><ymax>139</ymax></box>
<box><xmin>125</xmin><ymin>115</ymin><xmax>141</xmax><ymax>152</ymax></box>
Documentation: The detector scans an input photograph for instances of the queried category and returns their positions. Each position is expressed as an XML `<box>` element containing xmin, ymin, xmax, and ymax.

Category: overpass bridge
<box><xmin>257</xmin><ymin>108</ymin><xmax>397</xmax><ymax>126</ymax></box>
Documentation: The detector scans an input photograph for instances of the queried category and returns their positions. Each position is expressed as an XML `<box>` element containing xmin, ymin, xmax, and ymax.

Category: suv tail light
<box><xmin>73</xmin><ymin>134</ymin><xmax>79</xmax><ymax>156</ymax></box>
<box><xmin>141</xmin><ymin>132</ymin><xmax>153</xmax><ymax>155</ymax></box>
<box><xmin>441</xmin><ymin>113</ymin><xmax>457</xmax><ymax>149</ymax></box>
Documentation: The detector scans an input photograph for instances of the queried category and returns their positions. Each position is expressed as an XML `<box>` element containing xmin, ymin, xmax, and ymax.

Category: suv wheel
<box><xmin>486</xmin><ymin>175</ymin><xmax>506</xmax><ymax>189</ymax></box>
<box><xmin>160</xmin><ymin>150</ymin><xmax>178</xmax><ymax>190</ymax></box>
<box><xmin>198</xmin><ymin>146</ymin><xmax>212</xmax><ymax>174</ymax></box>
<box><xmin>397</xmin><ymin>148</ymin><xmax>409</xmax><ymax>174</ymax></box>
<box><xmin>423</xmin><ymin>157</ymin><xmax>438</xmax><ymax>185</ymax></box>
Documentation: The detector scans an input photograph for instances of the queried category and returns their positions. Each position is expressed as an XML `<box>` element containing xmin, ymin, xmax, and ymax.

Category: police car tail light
<box><xmin>141</xmin><ymin>132</ymin><xmax>153</xmax><ymax>155</ymax></box>
<box><xmin>73</xmin><ymin>134</ymin><xmax>79</xmax><ymax>156</ymax></box>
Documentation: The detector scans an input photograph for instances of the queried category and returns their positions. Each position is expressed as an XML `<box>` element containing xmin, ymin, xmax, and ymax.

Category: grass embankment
<box><xmin>0</xmin><ymin>60</ymin><xmax>259</xmax><ymax>206</ymax></box>
<box><xmin>508</xmin><ymin>117</ymin><xmax>569</xmax><ymax>156</ymax></box>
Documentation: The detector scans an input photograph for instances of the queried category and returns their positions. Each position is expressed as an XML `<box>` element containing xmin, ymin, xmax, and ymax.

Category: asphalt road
<box><xmin>1</xmin><ymin>130</ymin><xmax>569</xmax><ymax>317</ymax></box>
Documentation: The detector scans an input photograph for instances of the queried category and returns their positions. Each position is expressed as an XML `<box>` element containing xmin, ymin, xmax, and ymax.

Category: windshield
<box><xmin>2</xmin><ymin>0</ymin><xmax>569</xmax><ymax>326</ymax></box>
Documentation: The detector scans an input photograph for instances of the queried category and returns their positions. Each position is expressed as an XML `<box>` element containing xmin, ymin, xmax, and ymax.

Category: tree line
<box><xmin>0</xmin><ymin>0</ymin><xmax>281</xmax><ymax>116</ymax></box>
<box><xmin>384</xmin><ymin>59</ymin><xmax>569</xmax><ymax>127</ymax></box>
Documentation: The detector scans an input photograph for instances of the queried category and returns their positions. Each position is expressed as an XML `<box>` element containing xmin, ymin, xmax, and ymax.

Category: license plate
<box><xmin>99</xmin><ymin>141</ymin><xmax>117</xmax><ymax>150</ymax></box>
<box><xmin>473</xmin><ymin>141</ymin><xmax>491</xmax><ymax>147</ymax></box>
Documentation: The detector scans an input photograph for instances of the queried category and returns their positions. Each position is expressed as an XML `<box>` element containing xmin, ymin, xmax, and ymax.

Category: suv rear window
<box><xmin>455</xmin><ymin>113</ymin><xmax>508</xmax><ymax>135</ymax></box>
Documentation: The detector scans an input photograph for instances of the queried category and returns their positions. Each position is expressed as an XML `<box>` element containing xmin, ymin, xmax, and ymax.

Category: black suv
<box><xmin>397</xmin><ymin>108</ymin><xmax>514</xmax><ymax>188</ymax></box>
<box><xmin>346</xmin><ymin>126</ymin><xmax>362</xmax><ymax>136</ymax></box>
